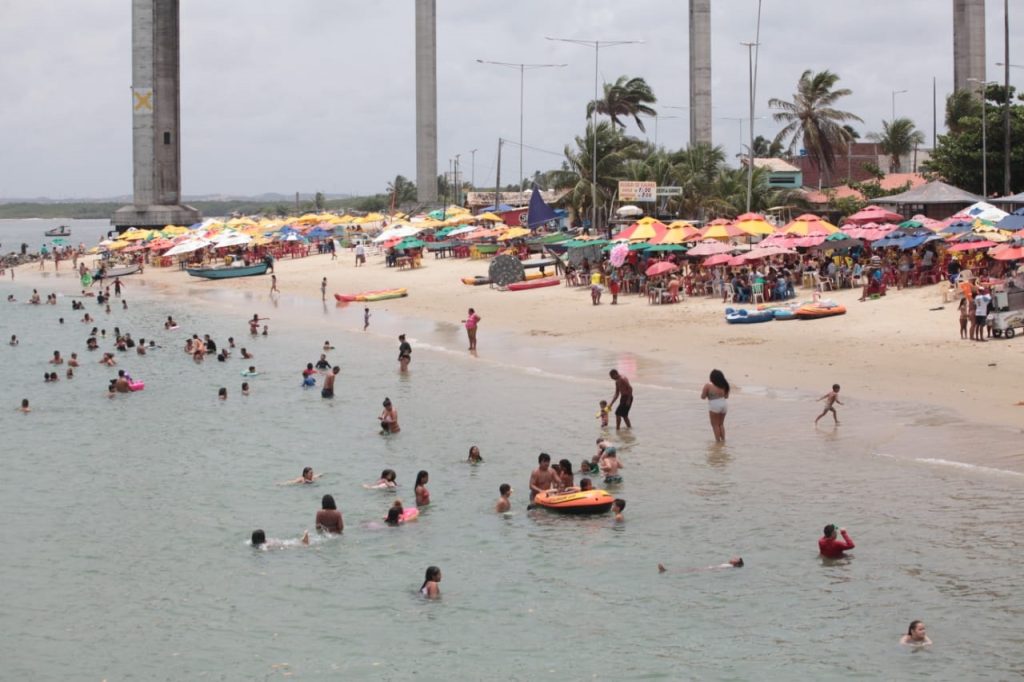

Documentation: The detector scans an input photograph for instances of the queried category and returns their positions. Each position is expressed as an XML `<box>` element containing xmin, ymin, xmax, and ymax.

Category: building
<box><xmin>792</xmin><ymin>143</ymin><xmax>932</xmax><ymax>189</ymax></box>
<box><xmin>747</xmin><ymin>158</ymin><xmax>803</xmax><ymax>189</ymax></box>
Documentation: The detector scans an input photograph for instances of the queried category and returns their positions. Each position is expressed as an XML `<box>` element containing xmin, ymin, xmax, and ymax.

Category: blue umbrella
<box><xmin>996</xmin><ymin>208</ymin><xmax>1024</xmax><ymax>231</ymax></box>
<box><xmin>306</xmin><ymin>228</ymin><xmax>331</xmax><ymax>239</ymax></box>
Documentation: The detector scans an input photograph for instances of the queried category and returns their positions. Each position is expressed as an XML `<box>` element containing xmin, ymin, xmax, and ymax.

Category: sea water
<box><xmin>1</xmin><ymin>262</ymin><xmax>1022</xmax><ymax>680</ymax></box>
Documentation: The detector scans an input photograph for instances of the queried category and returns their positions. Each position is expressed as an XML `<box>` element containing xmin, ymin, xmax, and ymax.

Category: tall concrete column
<box><xmin>113</xmin><ymin>0</ymin><xmax>199</xmax><ymax>231</ymax></box>
<box><xmin>953</xmin><ymin>0</ymin><xmax>986</xmax><ymax>93</ymax></box>
<box><xmin>688</xmin><ymin>0</ymin><xmax>712</xmax><ymax>147</ymax></box>
<box><xmin>415</xmin><ymin>0</ymin><xmax>438</xmax><ymax>204</ymax></box>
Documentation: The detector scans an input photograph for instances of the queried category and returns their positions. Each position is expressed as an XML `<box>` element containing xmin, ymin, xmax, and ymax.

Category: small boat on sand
<box><xmin>186</xmin><ymin>262</ymin><xmax>270</xmax><ymax>279</ymax></box>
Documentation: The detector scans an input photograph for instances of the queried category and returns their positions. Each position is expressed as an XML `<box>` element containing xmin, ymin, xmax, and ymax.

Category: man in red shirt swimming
<box><xmin>818</xmin><ymin>524</ymin><xmax>855</xmax><ymax>558</ymax></box>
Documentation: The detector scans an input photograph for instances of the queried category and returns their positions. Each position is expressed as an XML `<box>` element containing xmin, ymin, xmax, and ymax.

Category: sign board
<box><xmin>618</xmin><ymin>181</ymin><xmax>657</xmax><ymax>202</ymax></box>
<box><xmin>656</xmin><ymin>186</ymin><xmax>682</xmax><ymax>196</ymax></box>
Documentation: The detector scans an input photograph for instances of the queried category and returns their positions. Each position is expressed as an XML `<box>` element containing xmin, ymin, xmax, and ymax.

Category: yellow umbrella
<box><xmin>120</xmin><ymin>229</ymin><xmax>152</xmax><ymax>241</ymax></box>
<box><xmin>251</xmin><ymin>236</ymin><xmax>272</xmax><ymax>246</ymax></box>
<box><xmin>226</xmin><ymin>217</ymin><xmax>257</xmax><ymax>227</ymax></box>
<box><xmin>783</xmin><ymin>214</ymin><xmax>839</xmax><ymax>236</ymax></box>
<box><xmin>106</xmin><ymin>240</ymin><xmax>131</xmax><ymax>251</ymax></box>
<box><xmin>498</xmin><ymin>227</ymin><xmax>531</xmax><ymax>241</ymax></box>
<box><xmin>476</xmin><ymin>212</ymin><xmax>503</xmax><ymax>222</ymax></box>
<box><xmin>364</xmin><ymin>212</ymin><xmax>384</xmax><ymax>221</ymax></box>
<box><xmin>733</xmin><ymin>212</ymin><xmax>775</xmax><ymax>236</ymax></box>
<box><xmin>451</xmin><ymin>214</ymin><xmax>477</xmax><ymax>224</ymax></box>
<box><xmin>656</xmin><ymin>224</ymin><xmax>702</xmax><ymax>244</ymax></box>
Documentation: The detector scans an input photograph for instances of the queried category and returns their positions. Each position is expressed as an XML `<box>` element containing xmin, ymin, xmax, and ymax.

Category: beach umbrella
<box><xmin>686</xmin><ymin>240</ymin><xmax>735</xmax><ymax>256</ymax></box>
<box><xmin>488</xmin><ymin>254</ymin><xmax>526</xmax><ymax>286</ymax></box>
<box><xmin>654</xmin><ymin>222</ymin><xmax>702</xmax><ymax>244</ymax></box>
<box><xmin>147</xmin><ymin>238</ymin><xmax>174</xmax><ymax>251</ymax></box>
<box><xmin>844</xmin><ymin>205</ymin><xmax>903</xmax><ymax>224</ymax></box>
<box><xmin>995</xmin><ymin>207</ymin><xmax>1024</xmax><ymax>231</ymax></box>
<box><xmin>397</xmin><ymin>238</ymin><xmax>426</xmax><ymax>249</ymax></box>
<box><xmin>703</xmin><ymin>253</ymin><xmax>736</xmax><ymax>266</ymax></box>
<box><xmin>645</xmin><ymin>244</ymin><xmax>687</xmax><ymax>252</ymax></box>
<box><xmin>164</xmin><ymin>238</ymin><xmax>211</xmax><ymax>257</ymax></box>
<box><xmin>701</xmin><ymin>219</ymin><xmax>744</xmax><ymax>240</ymax></box>
<box><xmin>733</xmin><ymin>212</ymin><xmax>775</xmax><ymax>236</ymax></box>
<box><xmin>609</xmin><ymin>242</ymin><xmax>629</xmax><ymax>267</ymax></box>
<box><xmin>122</xmin><ymin>243</ymin><xmax>146</xmax><ymax>253</ymax></box>
<box><xmin>497</xmin><ymin>227</ymin><xmax>531</xmax><ymax>241</ymax></box>
<box><xmin>990</xmin><ymin>243</ymin><xmax>1024</xmax><ymax>260</ymax></box>
<box><xmin>645</xmin><ymin>261</ymin><xmax>678</xmax><ymax>277</ymax></box>
<box><xmin>213</xmin><ymin>232</ymin><xmax>252</xmax><ymax>248</ymax></box>
<box><xmin>612</xmin><ymin>216</ymin><xmax>667</xmax><ymax>241</ymax></box>
<box><xmin>783</xmin><ymin>214</ymin><xmax>839</xmax><ymax>236</ymax></box>
<box><xmin>476</xmin><ymin>212</ymin><xmax>504</xmax><ymax>222</ymax></box>
<box><xmin>741</xmin><ymin>246</ymin><xmax>796</xmax><ymax>261</ymax></box>
<box><xmin>947</xmin><ymin>240</ymin><xmax>997</xmax><ymax>251</ymax></box>
<box><xmin>305</xmin><ymin>227</ymin><xmax>332</xmax><ymax>240</ymax></box>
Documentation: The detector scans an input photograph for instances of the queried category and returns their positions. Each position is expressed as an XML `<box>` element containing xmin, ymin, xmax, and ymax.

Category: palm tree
<box><xmin>868</xmin><ymin>118</ymin><xmax>926</xmax><ymax>173</ymax></box>
<box><xmin>769</xmin><ymin>69</ymin><xmax>863</xmax><ymax>183</ymax></box>
<box><xmin>386</xmin><ymin>175</ymin><xmax>417</xmax><ymax>209</ymax></box>
<box><xmin>586</xmin><ymin>76</ymin><xmax>658</xmax><ymax>132</ymax></box>
<box><xmin>669</xmin><ymin>144</ymin><xmax>726</xmax><ymax>219</ymax></box>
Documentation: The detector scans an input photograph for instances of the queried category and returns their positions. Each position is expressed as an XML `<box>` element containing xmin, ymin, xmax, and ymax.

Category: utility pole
<box><xmin>494</xmin><ymin>138</ymin><xmax>503</xmax><ymax>212</ymax></box>
<box><xmin>470</xmin><ymin>148</ymin><xmax>477</xmax><ymax>188</ymax></box>
<box><xmin>1004</xmin><ymin>0</ymin><xmax>1011</xmax><ymax>195</ymax></box>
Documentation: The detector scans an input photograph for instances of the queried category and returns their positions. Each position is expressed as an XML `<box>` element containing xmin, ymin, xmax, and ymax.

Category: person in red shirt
<box><xmin>818</xmin><ymin>524</ymin><xmax>854</xmax><ymax>558</ymax></box>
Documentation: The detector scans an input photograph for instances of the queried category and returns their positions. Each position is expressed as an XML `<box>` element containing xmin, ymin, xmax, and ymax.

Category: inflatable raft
<box><xmin>795</xmin><ymin>301</ymin><xmax>846</xmax><ymax>319</ymax></box>
<box><xmin>507</xmin><ymin>278</ymin><xmax>560</xmax><ymax>292</ymax></box>
<box><xmin>335</xmin><ymin>288</ymin><xmax>408</xmax><ymax>303</ymax></box>
<box><xmin>770</xmin><ymin>308</ymin><xmax>797</xmax><ymax>320</ymax></box>
<box><xmin>724</xmin><ymin>307</ymin><xmax>774</xmax><ymax>324</ymax></box>
<box><xmin>533</xmin><ymin>488</ymin><xmax>614</xmax><ymax>514</ymax></box>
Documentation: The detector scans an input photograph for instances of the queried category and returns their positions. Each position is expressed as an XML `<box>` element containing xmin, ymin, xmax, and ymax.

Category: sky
<box><xmin>1</xmin><ymin>0</ymin><xmax>1022</xmax><ymax>199</ymax></box>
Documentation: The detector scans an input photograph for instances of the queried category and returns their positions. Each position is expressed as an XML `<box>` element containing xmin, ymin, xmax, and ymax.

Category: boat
<box><xmin>507</xmin><ymin>277</ymin><xmax>560</xmax><ymax>291</ymax></box>
<box><xmin>92</xmin><ymin>264</ymin><xmax>141</xmax><ymax>278</ymax></box>
<box><xmin>44</xmin><ymin>225</ymin><xmax>71</xmax><ymax>237</ymax></box>
<box><xmin>795</xmin><ymin>301</ymin><xmax>847</xmax><ymax>319</ymax></box>
<box><xmin>724</xmin><ymin>307</ymin><xmax>774</xmax><ymax>324</ymax></box>
<box><xmin>533</xmin><ymin>488</ymin><xmax>615</xmax><ymax>515</ymax></box>
<box><xmin>334</xmin><ymin>288</ymin><xmax>408</xmax><ymax>303</ymax></box>
<box><xmin>186</xmin><ymin>262</ymin><xmax>270</xmax><ymax>279</ymax></box>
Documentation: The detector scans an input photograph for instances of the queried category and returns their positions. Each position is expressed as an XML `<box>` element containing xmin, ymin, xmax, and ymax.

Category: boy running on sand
<box><xmin>815</xmin><ymin>384</ymin><xmax>843</xmax><ymax>425</ymax></box>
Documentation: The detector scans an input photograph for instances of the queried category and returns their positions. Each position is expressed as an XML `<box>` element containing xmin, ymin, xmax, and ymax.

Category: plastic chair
<box><xmin>723</xmin><ymin>282</ymin><xmax>736</xmax><ymax>303</ymax></box>
<box><xmin>751</xmin><ymin>282</ymin><xmax>765</xmax><ymax>304</ymax></box>
<box><xmin>815</xmin><ymin>274</ymin><xmax>834</xmax><ymax>292</ymax></box>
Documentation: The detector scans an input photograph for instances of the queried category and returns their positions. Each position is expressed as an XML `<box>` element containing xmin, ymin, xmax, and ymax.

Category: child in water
<box><xmin>613</xmin><ymin>498</ymin><xmax>626</xmax><ymax>522</ymax></box>
<box><xmin>597</xmin><ymin>400</ymin><xmax>610</xmax><ymax>428</ymax></box>
<box><xmin>495</xmin><ymin>484</ymin><xmax>512</xmax><ymax>513</ymax></box>
<box><xmin>385</xmin><ymin>500</ymin><xmax>405</xmax><ymax>525</ymax></box>
<box><xmin>815</xmin><ymin>384</ymin><xmax>843</xmax><ymax>425</ymax></box>
<box><xmin>599</xmin><ymin>448</ymin><xmax>623</xmax><ymax>484</ymax></box>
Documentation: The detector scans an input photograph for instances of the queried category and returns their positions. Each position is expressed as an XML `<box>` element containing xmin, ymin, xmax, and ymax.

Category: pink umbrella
<box><xmin>793</xmin><ymin>235</ymin><xmax>827</xmax><ymax>248</ymax></box>
<box><xmin>990</xmin><ymin>244</ymin><xmax>1024</xmax><ymax>260</ymax></box>
<box><xmin>609</xmin><ymin>242</ymin><xmax>629</xmax><ymax>268</ymax></box>
<box><xmin>703</xmin><ymin>253</ymin><xmax>734</xmax><ymax>266</ymax></box>
<box><xmin>741</xmin><ymin>246</ymin><xmax>797</xmax><ymax>261</ymax></box>
<box><xmin>843</xmin><ymin>205</ymin><xmax>903</xmax><ymax>224</ymax></box>
<box><xmin>947</xmin><ymin>240</ymin><xmax>997</xmax><ymax>252</ymax></box>
<box><xmin>686</xmin><ymin>240</ymin><xmax>734</xmax><ymax>256</ymax></box>
<box><xmin>645</xmin><ymin>261</ymin><xmax>679</xmax><ymax>277</ymax></box>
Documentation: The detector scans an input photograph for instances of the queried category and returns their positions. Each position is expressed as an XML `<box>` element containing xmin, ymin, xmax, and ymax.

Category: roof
<box><xmin>875</xmin><ymin>180</ymin><xmax>982</xmax><ymax>205</ymax></box>
<box><xmin>990</xmin><ymin>191</ymin><xmax>1024</xmax><ymax>204</ymax></box>
<box><xmin>800</xmin><ymin>173</ymin><xmax>928</xmax><ymax>205</ymax></box>
<box><xmin>751</xmin><ymin>157</ymin><xmax>800</xmax><ymax>173</ymax></box>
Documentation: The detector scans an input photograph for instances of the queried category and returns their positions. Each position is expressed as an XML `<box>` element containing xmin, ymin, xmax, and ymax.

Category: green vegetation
<box><xmin>868</xmin><ymin>118</ymin><xmax>925</xmax><ymax>173</ymax></box>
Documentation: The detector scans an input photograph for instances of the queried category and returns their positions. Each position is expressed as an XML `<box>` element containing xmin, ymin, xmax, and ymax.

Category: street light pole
<box><xmin>469</xmin><ymin>148</ymin><xmax>477</xmax><ymax>188</ymax></box>
<box><xmin>968</xmin><ymin>78</ymin><xmax>994</xmax><ymax>196</ymax></box>
<box><xmin>891</xmin><ymin>89</ymin><xmax>907</xmax><ymax>122</ymax></box>
<box><xmin>476</xmin><ymin>59</ymin><xmax>566</xmax><ymax>199</ymax></box>
<box><xmin>741</xmin><ymin>41</ymin><xmax>760</xmax><ymax>212</ymax></box>
<box><xmin>547</xmin><ymin>37</ymin><xmax>642</xmax><ymax>236</ymax></box>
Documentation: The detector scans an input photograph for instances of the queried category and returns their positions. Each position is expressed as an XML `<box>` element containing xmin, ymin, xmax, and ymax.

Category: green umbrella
<box><xmin>567</xmin><ymin>239</ymin><xmax>608</xmax><ymax>248</ymax></box>
<box><xmin>825</xmin><ymin>231</ymin><xmax>851</xmax><ymax>241</ymax></box>
<box><xmin>397</xmin><ymin>239</ymin><xmax>426</xmax><ymax>249</ymax></box>
<box><xmin>898</xmin><ymin>219</ymin><xmax>924</xmax><ymax>229</ymax></box>
<box><xmin>645</xmin><ymin>243</ymin><xmax>687</xmax><ymax>252</ymax></box>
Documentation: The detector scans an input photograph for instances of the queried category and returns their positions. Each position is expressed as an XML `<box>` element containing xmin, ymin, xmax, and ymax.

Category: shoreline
<box><xmin>12</xmin><ymin>251</ymin><xmax>1024</xmax><ymax>434</ymax></box>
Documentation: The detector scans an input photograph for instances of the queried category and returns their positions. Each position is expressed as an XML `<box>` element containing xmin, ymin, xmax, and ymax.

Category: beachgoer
<box><xmin>900</xmin><ymin>620</ymin><xmax>932</xmax><ymax>647</ymax></box>
<box><xmin>364</xmin><ymin>469</ymin><xmax>397</xmax><ymax>489</ymax></box>
<box><xmin>398</xmin><ymin>334</ymin><xmax>411</xmax><ymax>371</ymax></box>
<box><xmin>19</xmin><ymin>399</ymin><xmax>30</xmax><ymax>413</ymax></box>
<box><xmin>579</xmin><ymin>477</ymin><xmax>594</xmax><ymax>491</ymax></box>
<box><xmin>657</xmin><ymin>557</ymin><xmax>744</xmax><ymax>573</ymax></box>
<box><xmin>590</xmin><ymin>270</ymin><xmax>602</xmax><ymax>305</ymax></box>
<box><xmin>315</xmin><ymin>494</ymin><xmax>343</xmax><ymax>533</ymax></box>
<box><xmin>467</xmin><ymin>445</ymin><xmax>483</xmax><ymax>463</ymax></box>
<box><xmin>363</xmin><ymin>307</ymin><xmax>370</xmax><ymax>331</ymax></box>
<box><xmin>973</xmin><ymin>288</ymin><xmax>992</xmax><ymax>342</ymax></box>
<box><xmin>282</xmin><ymin>467</ymin><xmax>322</xmax><ymax>485</ymax></box>
<box><xmin>50</xmin><ymin>350</ymin><xmax>64</xmax><ymax>365</ymax></box>
<box><xmin>251</xmin><ymin>529</ymin><xmax>310</xmax><ymax>549</ymax></box>
<box><xmin>815</xmin><ymin>384</ymin><xmax>843</xmax><ymax>425</ymax></box>
<box><xmin>414</xmin><ymin>470</ymin><xmax>430</xmax><ymax>507</ymax></box>
<box><xmin>701</xmin><ymin>369</ymin><xmax>730</xmax><ymax>442</ymax></box>
<box><xmin>557</xmin><ymin>458</ymin><xmax>575</xmax><ymax>489</ymax></box>
<box><xmin>114</xmin><ymin>370</ymin><xmax>130</xmax><ymax>392</ymax></box>
<box><xmin>528</xmin><ymin>453</ymin><xmax>559</xmax><ymax>500</ymax></box>
<box><xmin>270</xmin><ymin>274</ymin><xmax>279</xmax><ymax>294</ymax></box>
<box><xmin>322</xmin><ymin>366</ymin><xmax>339</xmax><ymax>398</ymax></box>
<box><xmin>241</xmin><ymin>382</ymin><xmax>250</xmax><ymax>396</ymax></box>
<box><xmin>379</xmin><ymin>398</ymin><xmax>400</xmax><ymax>434</ymax></box>
<box><xmin>608</xmin><ymin>369</ymin><xmax>634</xmax><ymax>430</ymax></box>
<box><xmin>600</xmin><ymin>448</ymin><xmax>623</xmax><ymax>484</ymax></box>
<box><xmin>165</xmin><ymin>315</ymin><xmax>177</xmax><ymax>330</ymax></box>
<box><xmin>420</xmin><ymin>566</ymin><xmax>441</xmax><ymax>599</ymax></box>
<box><xmin>241</xmin><ymin>348</ymin><xmax>253</xmax><ymax>359</ymax></box>
<box><xmin>68</xmin><ymin>353</ymin><xmax>79</xmax><ymax>367</ymax></box>
<box><xmin>495</xmin><ymin>484</ymin><xmax>512</xmax><ymax>513</ymax></box>
<box><xmin>218</xmin><ymin>387</ymin><xmax>227</xmax><ymax>400</ymax></box>
<box><xmin>463</xmin><ymin>308</ymin><xmax>481</xmax><ymax>351</ymax></box>
<box><xmin>261</xmin><ymin>325</ymin><xmax>268</xmax><ymax>336</ymax></box>
<box><xmin>385</xmin><ymin>500</ymin><xmax>406</xmax><ymax>526</ymax></box>
<box><xmin>9</xmin><ymin>335</ymin><xmax>18</xmax><ymax>346</ymax></box>
<box><xmin>323</xmin><ymin>340</ymin><xmax>334</xmax><ymax>350</ymax></box>
<box><xmin>315</xmin><ymin>354</ymin><xmax>331</xmax><ymax>370</ymax></box>
<box><xmin>613</xmin><ymin>498</ymin><xmax>626</xmax><ymax>522</ymax></box>
<box><xmin>597</xmin><ymin>399</ymin><xmax>610</xmax><ymax>428</ymax></box>
<box><xmin>320</xmin><ymin>277</ymin><xmax>327</xmax><ymax>301</ymax></box>
<box><xmin>818</xmin><ymin>524</ymin><xmax>854</xmax><ymax>558</ymax></box>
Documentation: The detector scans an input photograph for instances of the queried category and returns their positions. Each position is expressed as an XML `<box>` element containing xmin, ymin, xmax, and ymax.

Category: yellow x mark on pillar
<box><xmin>133</xmin><ymin>89</ymin><xmax>153</xmax><ymax>111</ymax></box>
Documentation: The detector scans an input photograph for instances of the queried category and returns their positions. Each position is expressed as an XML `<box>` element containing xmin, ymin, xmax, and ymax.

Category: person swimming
<box><xmin>385</xmin><ymin>500</ymin><xmax>405</xmax><ymax>526</ymax></box>
<box><xmin>363</xmin><ymin>469</ymin><xmax>397</xmax><ymax>489</ymax></box>
<box><xmin>420</xmin><ymin>566</ymin><xmax>441</xmax><ymax>599</ymax></box>
<box><xmin>900</xmin><ymin>620</ymin><xmax>932</xmax><ymax>647</ymax></box>
<box><xmin>281</xmin><ymin>467</ymin><xmax>322</xmax><ymax>485</ymax></box>
<box><xmin>250</xmin><ymin>528</ymin><xmax>310</xmax><ymax>549</ymax></box>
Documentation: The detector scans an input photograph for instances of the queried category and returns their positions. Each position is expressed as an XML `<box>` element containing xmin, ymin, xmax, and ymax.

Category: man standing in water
<box><xmin>818</xmin><ymin>524</ymin><xmax>855</xmax><ymax>558</ymax></box>
<box><xmin>528</xmin><ymin>453</ymin><xmax>559</xmax><ymax>501</ymax></box>
<box><xmin>398</xmin><ymin>334</ymin><xmax>412</xmax><ymax>372</ymax></box>
<box><xmin>607</xmin><ymin>369</ymin><xmax>633</xmax><ymax>430</ymax></box>
<box><xmin>322</xmin><ymin>366</ymin><xmax>339</xmax><ymax>399</ymax></box>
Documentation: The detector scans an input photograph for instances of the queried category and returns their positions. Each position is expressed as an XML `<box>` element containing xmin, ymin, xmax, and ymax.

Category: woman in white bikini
<box><xmin>700</xmin><ymin>369</ymin><xmax>730</xmax><ymax>443</ymax></box>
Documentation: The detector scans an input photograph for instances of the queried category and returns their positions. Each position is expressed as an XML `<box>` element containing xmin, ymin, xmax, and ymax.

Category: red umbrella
<box><xmin>645</xmin><ymin>261</ymin><xmax>679</xmax><ymax>277</ymax></box>
<box><xmin>703</xmin><ymin>253</ymin><xmax>733</xmax><ymax>266</ymax></box>
<box><xmin>990</xmin><ymin>245</ymin><xmax>1024</xmax><ymax>260</ymax></box>
<box><xmin>843</xmin><ymin>205</ymin><xmax>903</xmax><ymax>225</ymax></box>
<box><xmin>686</xmin><ymin>240</ymin><xmax>734</xmax><ymax>256</ymax></box>
<box><xmin>947</xmin><ymin>240</ymin><xmax>996</xmax><ymax>252</ymax></box>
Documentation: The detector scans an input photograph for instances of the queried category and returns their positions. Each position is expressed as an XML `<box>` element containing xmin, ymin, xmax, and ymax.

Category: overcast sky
<box><xmin>2</xmin><ymin>0</ymin><xmax>1022</xmax><ymax>199</ymax></box>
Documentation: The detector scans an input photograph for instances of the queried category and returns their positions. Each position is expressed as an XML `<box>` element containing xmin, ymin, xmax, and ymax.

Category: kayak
<box><xmin>724</xmin><ymin>307</ymin><xmax>774</xmax><ymax>324</ymax></box>
<box><xmin>795</xmin><ymin>302</ymin><xmax>847</xmax><ymax>319</ymax></box>
<box><xmin>335</xmin><ymin>288</ymin><xmax>408</xmax><ymax>303</ymax></box>
<box><xmin>507</xmin><ymin>278</ymin><xmax>559</xmax><ymax>291</ymax></box>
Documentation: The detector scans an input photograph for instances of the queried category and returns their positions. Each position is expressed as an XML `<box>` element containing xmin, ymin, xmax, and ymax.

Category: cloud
<box><xmin>0</xmin><ymin>0</ymin><xmax>1019</xmax><ymax>198</ymax></box>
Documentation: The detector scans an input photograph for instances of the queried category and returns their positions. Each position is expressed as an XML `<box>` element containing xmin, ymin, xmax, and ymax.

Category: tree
<box><xmin>867</xmin><ymin>118</ymin><xmax>926</xmax><ymax>173</ymax></box>
<box><xmin>751</xmin><ymin>135</ymin><xmax>784</xmax><ymax>158</ymax></box>
<box><xmin>945</xmin><ymin>89</ymin><xmax>981</xmax><ymax>134</ymax></box>
<box><xmin>386</xmin><ymin>175</ymin><xmax>417</xmax><ymax>208</ymax></box>
<box><xmin>769</xmin><ymin>69</ymin><xmax>863</xmax><ymax>184</ymax></box>
<box><xmin>586</xmin><ymin>76</ymin><xmax>658</xmax><ymax>132</ymax></box>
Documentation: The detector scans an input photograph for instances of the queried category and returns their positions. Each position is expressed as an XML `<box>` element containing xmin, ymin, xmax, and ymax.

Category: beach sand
<box><xmin>17</xmin><ymin>249</ymin><xmax>1024</xmax><ymax>428</ymax></box>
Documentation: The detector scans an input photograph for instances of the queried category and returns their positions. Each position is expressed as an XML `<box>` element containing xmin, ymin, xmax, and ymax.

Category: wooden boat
<box><xmin>92</xmin><ymin>264</ymin><xmax>141</xmax><ymax>278</ymax></box>
<box><xmin>44</xmin><ymin>225</ymin><xmax>71</xmax><ymax>237</ymax></box>
<box><xmin>186</xmin><ymin>262</ymin><xmax>270</xmax><ymax>279</ymax></box>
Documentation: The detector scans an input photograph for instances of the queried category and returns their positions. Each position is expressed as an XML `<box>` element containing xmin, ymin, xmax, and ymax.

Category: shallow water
<box><xmin>1</xmin><ymin>273</ymin><xmax>1022</xmax><ymax>681</ymax></box>
<box><xmin>0</xmin><ymin>218</ymin><xmax>114</xmax><ymax>254</ymax></box>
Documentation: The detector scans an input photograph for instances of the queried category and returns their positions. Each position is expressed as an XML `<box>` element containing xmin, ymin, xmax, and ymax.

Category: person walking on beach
<box><xmin>364</xmin><ymin>307</ymin><xmax>371</xmax><ymax>331</ymax></box>
<box><xmin>607</xmin><ymin>369</ymin><xmax>633</xmax><ymax>430</ymax></box>
<box><xmin>355</xmin><ymin>242</ymin><xmax>366</xmax><ymax>267</ymax></box>
<box><xmin>320</xmin><ymin>277</ymin><xmax>327</xmax><ymax>301</ymax></box>
<box><xmin>700</xmin><ymin>369</ymin><xmax>730</xmax><ymax>442</ymax></box>
<box><xmin>270</xmin><ymin>274</ymin><xmax>279</xmax><ymax>295</ymax></box>
<box><xmin>815</xmin><ymin>384</ymin><xmax>843</xmax><ymax>425</ymax></box>
<box><xmin>398</xmin><ymin>334</ymin><xmax>412</xmax><ymax>372</ymax></box>
<box><xmin>463</xmin><ymin>308</ymin><xmax>481</xmax><ymax>351</ymax></box>
<box><xmin>113</xmin><ymin>277</ymin><xmax>123</xmax><ymax>297</ymax></box>
<box><xmin>818</xmin><ymin>524</ymin><xmax>854</xmax><ymax>559</ymax></box>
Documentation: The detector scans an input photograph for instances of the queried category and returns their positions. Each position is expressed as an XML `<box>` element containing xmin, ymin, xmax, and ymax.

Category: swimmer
<box><xmin>818</xmin><ymin>524</ymin><xmax>855</xmax><ymax>559</ymax></box>
<box><xmin>250</xmin><ymin>528</ymin><xmax>310</xmax><ymax>549</ymax></box>
<box><xmin>50</xmin><ymin>350</ymin><xmax>64</xmax><ymax>365</ymax></box>
<box><xmin>66</xmin><ymin>368</ymin><xmax>74</xmax><ymax>380</ymax></box>
<box><xmin>261</xmin><ymin>325</ymin><xmax>268</xmax><ymax>336</ymax></box>
<box><xmin>48</xmin><ymin>372</ymin><xmax>58</xmax><ymax>383</ymax></box>
<box><xmin>379</xmin><ymin>397</ymin><xmax>400</xmax><ymax>434</ymax></box>
<box><xmin>467</xmin><ymin>445</ymin><xmax>483</xmax><ymax>463</ymax></box>
<box><xmin>528</xmin><ymin>453</ymin><xmax>559</xmax><ymax>501</ymax></box>
<box><xmin>315</xmin><ymin>354</ymin><xmax>332</xmax><ymax>370</ymax></box>
<box><xmin>364</xmin><ymin>469</ymin><xmax>398</xmax><ymax>489</ymax></box>
<box><xmin>579</xmin><ymin>458</ymin><xmax>596</xmax><ymax>476</ymax></box>
<box><xmin>315</xmin><ymin>494</ymin><xmax>343</xmax><ymax>534</ymax></box>
<box><xmin>579</xmin><ymin>477</ymin><xmax>594</xmax><ymax>492</ymax></box>
<box><xmin>900</xmin><ymin>620</ymin><xmax>932</xmax><ymax>647</ymax></box>
<box><xmin>241</xmin><ymin>382</ymin><xmax>250</xmax><ymax>396</ymax></box>
<box><xmin>557</xmin><ymin>458</ymin><xmax>574</xmax><ymax>489</ymax></box>
<box><xmin>19</xmin><ymin>398</ymin><xmax>30</xmax><ymax>413</ymax></box>
<box><xmin>218</xmin><ymin>387</ymin><xmax>227</xmax><ymax>400</ymax></box>
<box><xmin>599</xmin><ymin>447</ymin><xmax>623</xmax><ymax>484</ymax></box>
<box><xmin>115</xmin><ymin>370</ymin><xmax>130</xmax><ymax>393</ymax></box>
<box><xmin>364</xmin><ymin>307</ymin><xmax>371</xmax><ymax>331</ymax></box>
<box><xmin>613</xmin><ymin>498</ymin><xmax>626</xmax><ymax>522</ymax></box>
<box><xmin>302</xmin><ymin>373</ymin><xmax>316</xmax><ymax>388</ymax></box>
<box><xmin>241</xmin><ymin>348</ymin><xmax>253</xmax><ymax>359</ymax></box>
<box><xmin>9</xmin><ymin>335</ymin><xmax>18</xmax><ymax>346</ymax></box>
<box><xmin>385</xmin><ymin>499</ymin><xmax>405</xmax><ymax>526</ymax></box>
<box><xmin>495</xmin><ymin>483</ymin><xmax>512</xmax><ymax>513</ymax></box>
<box><xmin>321</xmin><ymin>366</ymin><xmax>339</xmax><ymax>398</ymax></box>
<box><xmin>323</xmin><ymin>340</ymin><xmax>334</xmax><ymax>351</ymax></box>
<box><xmin>100</xmin><ymin>353</ymin><xmax>117</xmax><ymax>367</ymax></box>
<box><xmin>228</xmin><ymin>337</ymin><xmax>235</xmax><ymax>349</ymax></box>
<box><xmin>281</xmin><ymin>466</ymin><xmax>322</xmax><ymax>485</ymax></box>
<box><xmin>243</xmin><ymin>366</ymin><xmax>257</xmax><ymax>376</ymax></box>
<box><xmin>136</xmin><ymin>340</ymin><xmax>146</xmax><ymax>356</ymax></box>
<box><xmin>815</xmin><ymin>383</ymin><xmax>843</xmax><ymax>425</ymax></box>
<box><xmin>658</xmin><ymin>557</ymin><xmax>744</xmax><ymax>573</ymax></box>
<box><xmin>420</xmin><ymin>566</ymin><xmax>441</xmax><ymax>599</ymax></box>
<box><xmin>414</xmin><ymin>470</ymin><xmax>430</xmax><ymax>507</ymax></box>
